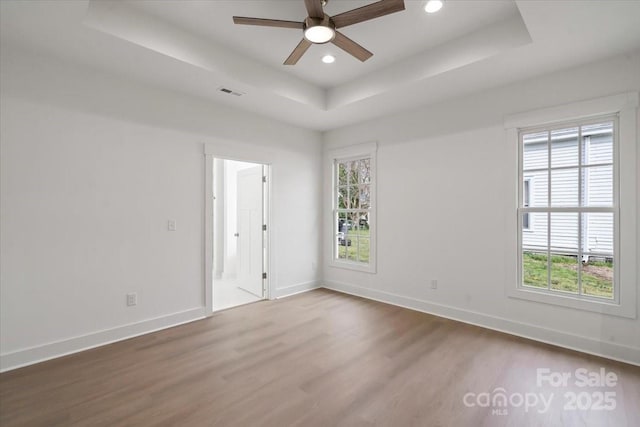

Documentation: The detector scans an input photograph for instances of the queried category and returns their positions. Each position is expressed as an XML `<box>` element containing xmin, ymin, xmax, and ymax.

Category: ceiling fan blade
<box><xmin>332</xmin><ymin>0</ymin><xmax>405</xmax><ymax>29</ymax></box>
<box><xmin>304</xmin><ymin>0</ymin><xmax>325</xmax><ymax>19</ymax></box>
<box><xmin>331</xmin><ymin>31</ymin><xmax>373</xmax><ymax>62</ymax></box>
<box><xmin>284</xmin><ymin>38</ymin><xmax>312</xmax><ymax>65</ymax></box>
<box><xmin>233</xmin><ymin>16</ymin><xmax>304</xmax><ymax>29</ymax></box>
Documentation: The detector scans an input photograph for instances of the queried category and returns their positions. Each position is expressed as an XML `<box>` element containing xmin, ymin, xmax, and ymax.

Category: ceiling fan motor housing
<box><xmin>303</xmin><ymin>15</ymin><xmax>336</xmax><ymax>44</ymax></box>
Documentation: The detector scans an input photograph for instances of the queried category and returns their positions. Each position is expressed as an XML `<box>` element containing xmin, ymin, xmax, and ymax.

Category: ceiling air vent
<box><xmin>218</xmin><ymin>87</ymin><xmax>245</xmax><ymax>97</ymax></box>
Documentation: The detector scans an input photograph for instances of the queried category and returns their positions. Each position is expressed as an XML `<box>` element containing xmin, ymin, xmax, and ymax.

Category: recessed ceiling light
<box><xmin>322</xmin><ymin>55</ymin><xmax>335</xmax><ymax>64</ymax></box>
<box><xmin>424</xmin><ymin>0</ymin><xmax>443</xmax><ymax>14</ymax></box>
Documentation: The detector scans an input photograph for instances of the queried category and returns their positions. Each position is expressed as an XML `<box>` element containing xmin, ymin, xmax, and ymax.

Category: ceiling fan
<box><xmin>233</xmin><ymin>0</ymin><xmax>406</xmax><ymax>65</ymax></box>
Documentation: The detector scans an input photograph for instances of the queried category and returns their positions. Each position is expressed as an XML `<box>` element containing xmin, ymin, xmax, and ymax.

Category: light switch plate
<box><xmin>127</xmin><ymin>293</ymin><xmax>137</xmax><ymax>306</ymax></box>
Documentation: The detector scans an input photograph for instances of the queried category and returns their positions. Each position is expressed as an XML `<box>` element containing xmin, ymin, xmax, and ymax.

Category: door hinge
<box><xmin>262</xmin><ymin>224</ymin><xmax>267</xmax><ymax>231</ymax></box>
<box><xmin>262</xmin><ymin>272</ymin><xmax>267</xmax><ymax>279</ymax></box>
<box><xmin>262</xmin><ymin>176</ymin><xmax>267</xmax><ymax>183</ymax></box>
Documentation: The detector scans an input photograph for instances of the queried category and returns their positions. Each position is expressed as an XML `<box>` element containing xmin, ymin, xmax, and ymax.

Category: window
<box><xmin>335</xmin><ymin>158</ymin><xmax>371</xmax><ymax>263</ymax></box>
<box><xmin>506</xmin><ymin>92</ymin><xmax>637</xmax><ymax>318</ymax></box>
<box><xmin>330</xmin><ymin>143</ymin><xmax>376</xmax><ymax>273</ymax></box>
<box><xmin>519</xmin><ymin>118</ymin><xmax>617</xmax><ymax>300</ymax></box>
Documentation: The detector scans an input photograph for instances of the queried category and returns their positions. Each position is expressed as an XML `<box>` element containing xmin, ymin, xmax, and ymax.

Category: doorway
<box><xmin>212</xmin><ymin>158</ymin><xmax>269</xmax><ymax>311</ymax></box>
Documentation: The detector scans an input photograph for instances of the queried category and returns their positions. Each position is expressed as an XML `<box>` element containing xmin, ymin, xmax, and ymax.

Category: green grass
<box><xmin>337</xmin><ymin>228</ymin><xmax>370</xmax><ymax>263</ymax></box>
<box><xmin>523</xmin><ymin>252</ymin><xmax>613</xmax><ymax>298</ymax></box>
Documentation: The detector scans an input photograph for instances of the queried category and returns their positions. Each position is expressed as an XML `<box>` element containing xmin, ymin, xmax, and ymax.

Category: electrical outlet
<box><xmin>168</xmin><ymin>219</ymin><xmax>177</xmax><ymax>231</ymax></box>
<box><xmin>430</xmin><ymin>279</ymin><xmax>438</xmax><ymax>289</ymax></box>
<box><xmin>127</xmin><ymin>293</ymin><xmax>137</xmax><ymax>306</ymax></box>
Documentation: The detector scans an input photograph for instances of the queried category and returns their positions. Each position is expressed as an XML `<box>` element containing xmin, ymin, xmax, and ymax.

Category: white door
<box><xmin>236</xmin><ymin>165</ymin><xmax>264</xmax><ymax>298</ymax></box>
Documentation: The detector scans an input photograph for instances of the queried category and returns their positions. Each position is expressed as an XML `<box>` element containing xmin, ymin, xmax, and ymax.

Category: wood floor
<box><xmin>1</xmin><ymin>289</ymin><xmax>638</xmax><ymax>426</ymax></box>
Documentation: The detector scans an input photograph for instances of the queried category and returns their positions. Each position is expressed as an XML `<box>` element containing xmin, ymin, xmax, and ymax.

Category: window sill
<box><xmin>329</xmin><ymin>259</ymin><xmax>377</xmax><ymax>274</ymax></box>
<box><xmin>507</xmin><ymin>286</ymin><xmax>635</xmax><ymax>318</ymax></box>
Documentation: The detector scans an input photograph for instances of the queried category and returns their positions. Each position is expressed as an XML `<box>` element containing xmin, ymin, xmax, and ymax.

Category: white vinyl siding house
<box><xmin>522</xmin><ymin>123</ymin><xmax>614</xmax><ymax>258</ymax></box>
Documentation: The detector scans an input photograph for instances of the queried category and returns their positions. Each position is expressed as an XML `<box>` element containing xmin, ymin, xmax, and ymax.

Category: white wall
<box><xmin>323</xmin><ymin>51</ymin><xmax>640</xmax><ymax>364</ymax></box>
<box><xmin>0</xmin><ymin>48</ymin><xmax>322</xmax><ymax>370</ymax></box>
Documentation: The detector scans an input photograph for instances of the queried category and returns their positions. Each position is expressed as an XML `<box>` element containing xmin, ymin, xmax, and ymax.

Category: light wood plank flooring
<box><xmin>1</xmin><ymin>289</ymin><xmax>638</xmax><ymax>426</ymax></box>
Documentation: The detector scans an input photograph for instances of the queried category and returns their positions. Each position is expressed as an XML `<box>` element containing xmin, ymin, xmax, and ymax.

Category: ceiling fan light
<box><xmin>304</xmin><ymin>25</ymin><xmax>335</xmax><ymax>44</ymax></box>
<box><xmin>424</xmin><ymin>0</ymin><xmax>443</xmax><ymax>14</ymax></box>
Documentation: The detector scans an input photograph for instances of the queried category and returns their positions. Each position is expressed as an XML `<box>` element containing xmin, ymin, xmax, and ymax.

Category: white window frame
<box><xmin>504</xmin><ymin>92</ymin><xmax>637</xmax><ymax>318</ymax></box>
<box><xmin>328</xmin><ymin>142</ymin><xmax>377</xmax><ymax>273</ymax></box>
<box><xmin>519</xmin><ymin>116</ymin><xmax>617</xmax><ymax>296</ymax></box>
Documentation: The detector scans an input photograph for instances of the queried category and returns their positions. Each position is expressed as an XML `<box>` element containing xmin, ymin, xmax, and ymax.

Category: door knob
<box><xmin>234</xmin><ymin>233</ymin><xmax>239</xmax><ymax>237</ymax></box>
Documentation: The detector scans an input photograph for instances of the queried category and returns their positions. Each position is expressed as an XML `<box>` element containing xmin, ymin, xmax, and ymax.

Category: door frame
<box><xmin>205</xmin><ymin>154</ymin><xmax>271</xmax><ymax>316</ymax></box>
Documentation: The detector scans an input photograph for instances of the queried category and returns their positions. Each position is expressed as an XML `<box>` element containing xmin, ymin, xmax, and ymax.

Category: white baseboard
<box><xmin>274</xmin><ymin>280</ymin><xmax>321</xmax><ymax>299</ymax></box>
<box><xmin>4</xmin><ymin>283</ymin><xmax>635</xmax><ymax>372</ymax></box>
<box><xmin>323</xmin><ymin>280</ymin><xmax>640</xmax><ymax>366</ymax></box>
<box><xmin>0</xmin><ymin>307</ymin><xmax>206</xmax><ymax>372</ymax></box>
